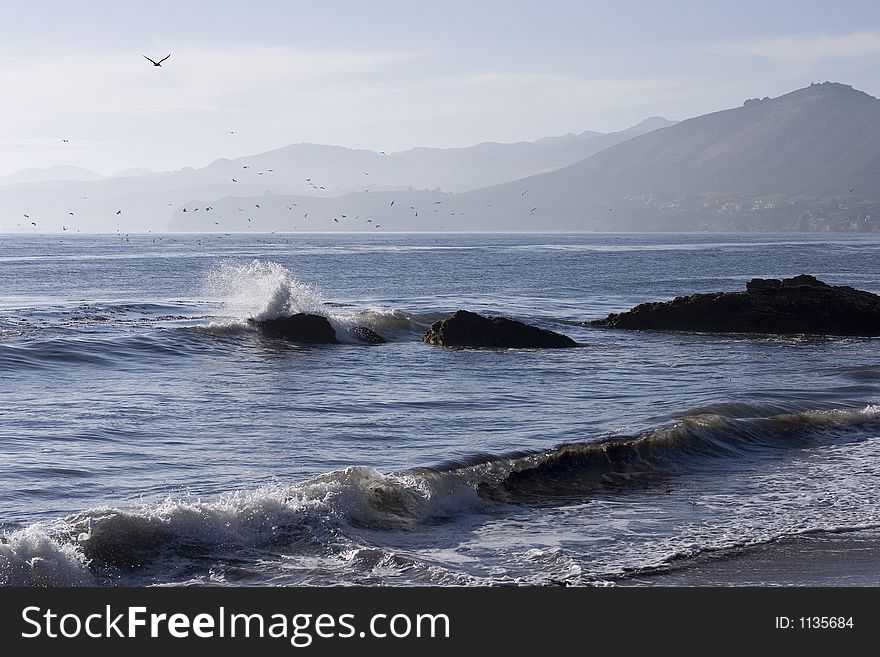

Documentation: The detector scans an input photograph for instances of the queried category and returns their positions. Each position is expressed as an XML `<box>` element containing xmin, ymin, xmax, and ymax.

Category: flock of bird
<box><xmin>8</xmin><ymin>51</ymin><xmax>550</xmax><ymax>237</ymax></box>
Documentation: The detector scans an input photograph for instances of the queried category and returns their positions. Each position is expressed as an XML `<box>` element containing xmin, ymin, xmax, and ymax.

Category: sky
<box><xmin>1</xmin><ymin>0</ymin><xmax>879</xmax><ymax>177</ymax></box>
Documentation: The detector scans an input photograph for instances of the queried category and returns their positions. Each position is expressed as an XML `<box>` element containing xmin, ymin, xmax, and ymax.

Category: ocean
<box><xmin>1</xmin><ymin>232</ymin><xmax>879</xmax><ymax>586</ymax></box>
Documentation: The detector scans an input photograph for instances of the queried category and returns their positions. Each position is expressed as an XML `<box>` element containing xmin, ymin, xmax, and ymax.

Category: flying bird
<box><xmin>232</xmin><ymin>178</ymin><xmax>238</xmax><ymax>182</ymax></box>
<box><xmin>30</xmin><ymin>221</ymin><xmax>37</xmax><ymax>226</ymax></box>
<box><xmin>62</xmin><ymin>139</ymin><xmax>69</xmax><ymax>143</ymax></box>
<box><xmin>116</xmin><ymin>210</ymin><xmax>122</xmax><ymax>215</ymax></box>
<box><xmin>143</xmin><ymin>54</ymin><xmax>171</xmax><ymax>67</ymax></box>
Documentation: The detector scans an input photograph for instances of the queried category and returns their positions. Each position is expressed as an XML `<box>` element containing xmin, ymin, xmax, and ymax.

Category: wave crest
<box><xmin>206</xmin><ymin>260</ymin><xmax>324</xmax><ymax>321</ymax></box>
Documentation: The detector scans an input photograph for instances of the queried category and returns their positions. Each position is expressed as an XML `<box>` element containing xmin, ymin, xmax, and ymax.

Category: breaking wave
<box><xmin>3</xmin><ymin>403</ymin><xmax>879</xmax><ymax>586</ymax></box>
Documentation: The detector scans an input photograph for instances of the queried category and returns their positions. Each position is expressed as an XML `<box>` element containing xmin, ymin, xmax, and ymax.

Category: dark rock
<box><xmin>350</xmin><ymin>326</ymin><xmax>387</xmax><ymax>344</ymax></box>
<box><xmin>249</xmin><ymin>313</ymin><xmax>338</xmax><ymax>343</ymax></box>
<box><xmin>422</xmin><ymin>310</ymin><xmax>577</xmax><ymax>348</ymax></box>
<box><xmin>588</xmin><ymin>275</ymin><xmax>880</xmax><ymax>336</ymax></box>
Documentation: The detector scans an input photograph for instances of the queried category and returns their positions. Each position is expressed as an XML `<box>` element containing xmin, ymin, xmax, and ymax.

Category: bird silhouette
<box><xmin>116</xmin><ymin>210</ymin><xmax>122</xmax><ymax>215</ymax></box>
<box><xmin>850</xmin><ymin>188</ymin><xmax>855</xmax><ymax>192</ymax></box>
<box><xmin>143</xmin><ymin>54</ymin><xmax>171</xmax><ymax>67</ymax></box>
<box><xmin>62</xmin><ymin>139</ymin><xmax>69</xmax><ymax>143</ymax></box>
<box><xmin>232</xmin><ymin>178</ymin><xmax>238</xmax><ymax>182</ymax></box>
<box><xmin>30</xmin><ymin>221</ymin><xmax>37</xmax><ymax>226</ymax></box>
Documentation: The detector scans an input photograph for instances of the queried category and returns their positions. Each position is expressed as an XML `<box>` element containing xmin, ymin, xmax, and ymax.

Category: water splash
<box><xmin>205</xmin><ymin>260</ymin><xmax>325</xmax><ymax>321</ymax></box>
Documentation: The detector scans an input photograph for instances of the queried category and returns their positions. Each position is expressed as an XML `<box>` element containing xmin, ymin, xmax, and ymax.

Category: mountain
<box><xmin>168</xmin><ymin>83</ymin><xmax>880</xmax><ymax>233</ymax></box>
<box><xmin>0</xmin><ymin>117</ymin><xmax>673</xmax><ymax>233</ymax></box>
<box><xmin>449</xmin><ymin>82</ymin><xmax>880</xmax><ymax>230</ymax></box>
<box><xmin>0</xmin><ymin>166</ymin><xmax>104</xmax><ymax>186</ymax></box>
<box><xmin>112</xmin><ymin>168</ymin><xmax>157</xmax><ymax>178</ymax></box>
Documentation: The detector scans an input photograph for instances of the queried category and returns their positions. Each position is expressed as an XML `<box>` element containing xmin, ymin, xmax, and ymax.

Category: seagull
<box><xmin>62</xmin><ymin>139</ymin><xmax>69</xmax><ymax>143</ymax></box>
<box><xmin>850</xmin><ymin>188</ymin><xmax>855</xmax><ymax>193</ymax></box>
<box><xmin>143</xmin><ymin>54</ymin><xmax>171</xmax><ymax>67</ymax></box>
<box><xmin>521</xmin><ymin>190</ymin><xmax>528</xmax><ymax>197</ymax></box>
<box><xmin>30</xmin><ymin>221</ymin><xmax>37</xmax><ymax>226</ymax></box>
<box><xmin>255</xmin><ymin>204</ymin><xmax>260</xmax><ymax>208</ymax></box>
<box><xmin>231</xmin><ymin>178</ymin><xmax>238</xmax><ymax>182</ymax></box>
<box><xmin>228</xmin><ymin>131</ymin><xmax>236</xmax><ymax>135</ymax></box>
<box><xmin>23</xmin><ymin>214</ymin><xmax>29</xmax><ymax>218</ymax></box>
<box><xmin>390</xmin><ymin>200</ymin><xmax>395</xmax><ymax>207</ymax></box>
<box><xmin>334</xmin><ymin>218</ymin><xmax>339</xmax><ymax>223</ymax></box>
<box><xmin>530</xmin><ymin>207</ymin><xmax>537</xmax><ymax>215</ymax></box>
<box><xmin>116</xmin><ymin>210</ymin><xmax>122</xmax><ymax>215</ymax></box>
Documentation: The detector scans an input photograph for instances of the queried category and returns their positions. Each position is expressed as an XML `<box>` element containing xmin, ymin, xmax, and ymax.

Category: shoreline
<box><xmin>617</xmin><ymin>528</ymin><xmax>880</xmax><ymax>587</ymax></box>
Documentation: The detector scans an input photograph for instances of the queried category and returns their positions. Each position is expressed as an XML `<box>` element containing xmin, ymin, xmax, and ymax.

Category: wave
<box><xmin>478</xmin><ymin>404</ymin><xmax>880</xmax><ymax>501</ymax></box>
<box><xmin>200</xmin><ymin>259</ymin><xmax>442</xmax><ymax>341</ymax></box>
<box><xmin>3</xmin><ymin>404</ymin><xmax>879</xmax><ymax>586</ymax></box>
<box><xmin>204</xmin><ymin>260</ymin><xmax>324</xmax><ymax>322</ymax></box>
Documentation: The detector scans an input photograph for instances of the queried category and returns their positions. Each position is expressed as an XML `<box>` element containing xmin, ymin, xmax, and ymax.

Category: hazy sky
<box><xmin>1</xmin><ymin>0</ymin><xmax>879</xmax><ymax>177</ymax></box>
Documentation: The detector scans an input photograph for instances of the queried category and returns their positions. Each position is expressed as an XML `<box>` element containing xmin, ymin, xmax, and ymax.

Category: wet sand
<box><xmin>618</xmin><ymin>529</ymin><xmax>880</xmax><ymax>586</ymax></box>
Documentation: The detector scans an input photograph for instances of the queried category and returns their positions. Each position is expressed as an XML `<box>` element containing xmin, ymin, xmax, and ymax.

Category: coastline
<box><xmin>618</xmin><ymin>528</ymin><xmax>880</xmax><ymax>587</ymax></box>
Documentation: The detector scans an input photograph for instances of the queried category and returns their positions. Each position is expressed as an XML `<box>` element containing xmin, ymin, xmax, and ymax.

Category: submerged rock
<box><xmin>249</xmin><ymin>313</ymin><xmax>338</xmax><ymax>343</ymax></box>
<box><xmin>422</xmin><ymin>310</ymin><xmax>577</xmax><ymax>348</ymax></box>
<box><xmin>587</xmin><ymin>275</ymin><xmax>880</xmax><ymax>336</ymax></box>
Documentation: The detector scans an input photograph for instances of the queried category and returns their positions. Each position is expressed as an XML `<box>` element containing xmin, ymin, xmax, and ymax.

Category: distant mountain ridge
<box><xmin>0</xmin><ymin>166</ymin><xmax>104</xmax><ymax>186</ymax></box>
<box><xmin>445</xmin><ymin>82</ymin><xmax>880</xmax><ymax>231</ymax></box>
<box><xmin>0</xmin><ymin>117</ymin><xmax>674</xmax><ymax>232</ymax></box>
<box><xmin>168</xmin><ymin>82</ymin><xmax>880</xmax><ymax>233</ymax></box>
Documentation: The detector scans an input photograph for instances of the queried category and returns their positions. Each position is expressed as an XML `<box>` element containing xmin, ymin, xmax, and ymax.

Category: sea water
<box><xmin>1</xmin><ymin>232</ymin><xmax>879</xmax><ymax>586</ymax></box>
